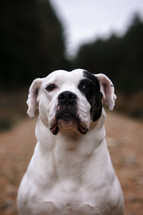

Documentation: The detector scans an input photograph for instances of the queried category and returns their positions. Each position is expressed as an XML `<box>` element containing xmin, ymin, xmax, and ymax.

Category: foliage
<box><xmin>0</xmin><ymin>0</ymin><xmax>67</xmax><ymax>88</ymax></box>
<box><xmin>74</xmin><ymin>14</ymin><xmax>143</xmax><ymax>93</ymax></box>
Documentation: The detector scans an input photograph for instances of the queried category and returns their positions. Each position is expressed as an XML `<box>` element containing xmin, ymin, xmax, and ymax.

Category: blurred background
<box><xmin>0</xmin><ymin>0</ymin><xmax>143</xmax><ymax>129</ymax></box>
<box><xmin>0</xmin><ymin>0</ymin><xmax>143</xmax><ymax>214</ymax></box>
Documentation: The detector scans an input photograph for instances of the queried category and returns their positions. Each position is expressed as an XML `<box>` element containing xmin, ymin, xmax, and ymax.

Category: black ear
<box><xmin>95</xmin><ymin>74</ymin><xmax>116</xmax><ymax>110</ymax></box>
<box><xmin>26</xmin><ymin>78</ymin><xmax>42</xmax><ymax>118</ymax></box>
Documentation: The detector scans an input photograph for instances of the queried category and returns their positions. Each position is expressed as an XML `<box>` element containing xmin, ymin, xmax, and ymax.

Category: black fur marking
<box><xmin>78</xmin><ymin>71</ymin><xmax>103</xmax><ymax>121</ymax></box>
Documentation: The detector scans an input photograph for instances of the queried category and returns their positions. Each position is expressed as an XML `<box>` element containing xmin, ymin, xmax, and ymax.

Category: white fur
<box><xmin>17</xmin><ymin>69</ymin><xmax>124</xmax><ymax>215</ymax></box>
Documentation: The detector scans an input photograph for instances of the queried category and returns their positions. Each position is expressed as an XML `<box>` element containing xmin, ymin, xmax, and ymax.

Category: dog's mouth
<box><xmin>50</xmin><ymin>112</ymin><xmax>88</xmax><ymax>135</ymax></box>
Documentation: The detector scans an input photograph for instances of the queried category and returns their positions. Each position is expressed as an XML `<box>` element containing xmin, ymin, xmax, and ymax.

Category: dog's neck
<box><xmin>35</xmin><ymin>109</ymin><xmax>106</xmax><ymax>153</ymax></box>
<box><xmin>34</xmin><ymin>110</ymin><xmax>108</xmax><ymax>190</ymax></box>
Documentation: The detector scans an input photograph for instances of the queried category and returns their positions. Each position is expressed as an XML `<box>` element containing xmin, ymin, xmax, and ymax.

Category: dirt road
<box><xmin>0</xmin><ymin>111</ymin><xmax>143</xmax><ymax>215</ymax></box>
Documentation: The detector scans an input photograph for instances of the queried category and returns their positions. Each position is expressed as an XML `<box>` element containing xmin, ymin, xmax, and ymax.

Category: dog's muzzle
<box><xmin>50</xmin><ymin>91</ymin><xmax>88</xmax><ymax>135</ymax></box>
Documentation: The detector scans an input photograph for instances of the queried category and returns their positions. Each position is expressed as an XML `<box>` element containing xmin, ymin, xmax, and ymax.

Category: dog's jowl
<box><xmin>17</xmin><ymin>69</ymin><xmax>124</xmax><ymax>215</ymax></box>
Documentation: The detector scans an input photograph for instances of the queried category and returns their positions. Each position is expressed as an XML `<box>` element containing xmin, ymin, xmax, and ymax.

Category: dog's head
<box><xmin>27</xmin><ymin>69</ymin><xmax>116</xmax><ymax>135</ymax></box>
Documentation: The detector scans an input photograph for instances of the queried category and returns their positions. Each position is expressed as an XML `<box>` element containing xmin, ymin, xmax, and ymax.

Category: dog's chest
<box><xmin>31</xmin><ymin>147</ymin><xmax>107</xmax><ymax>214</ymax></box>
<box><xmin>39</xmin><ymin>179</ymin><xmax>104</xmax><ymax>215</ymax></box>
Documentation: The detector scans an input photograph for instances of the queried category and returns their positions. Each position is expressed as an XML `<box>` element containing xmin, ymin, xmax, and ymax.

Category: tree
<box><xmin>74</xmin><ymin>14</ymin><xmax>143</xmax><ymax>93</ymax></box>
<box><xmin>0</xmin><ymin>0</ymin><xmax>66</xmax><ymax>88</ymax></box>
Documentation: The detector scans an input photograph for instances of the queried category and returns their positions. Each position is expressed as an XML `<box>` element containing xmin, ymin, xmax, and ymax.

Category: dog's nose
<box><xmin>58</xmin><ymin>91</ymin><xmax>77</xmax><ymax>105</ymax></box>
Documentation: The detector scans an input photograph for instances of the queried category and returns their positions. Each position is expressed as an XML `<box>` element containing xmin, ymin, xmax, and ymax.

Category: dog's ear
<box><xmin>95</xmin><ymin>73</ymin><xmax>117</xmax><ymax>110</ymax></box>
<box><xmin>27</xmin><ymin>78</ymin><xmax>42</xmax><ymax>118</ymax></box>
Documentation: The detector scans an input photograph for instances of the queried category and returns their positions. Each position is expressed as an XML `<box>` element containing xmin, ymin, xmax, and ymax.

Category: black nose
<box><xmin>58</xmin><ymin>91</ymin><xmax>77</xmax><ymax>105</ymax></box>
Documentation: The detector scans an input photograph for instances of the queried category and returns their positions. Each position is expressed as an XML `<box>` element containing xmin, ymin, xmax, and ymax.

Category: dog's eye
<box><xmin>81</xmin><ymin>82</ymin><xmax>92</xmax><ymax>90</ymax></box>
<box><xmin>46</xmin><ymin>84</ymin><xmax>56</xmax><ymax>92</ymax></box>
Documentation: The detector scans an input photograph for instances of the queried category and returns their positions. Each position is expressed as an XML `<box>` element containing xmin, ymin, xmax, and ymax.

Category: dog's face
<box><xmin>27</xmin><ymin>69</ymin><xmax>116</xmax><ymax>135</ymax></box>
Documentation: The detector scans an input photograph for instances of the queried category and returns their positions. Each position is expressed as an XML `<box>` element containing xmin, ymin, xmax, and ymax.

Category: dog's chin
<box><xmin>50</xmin><ymin>113</ymin><xmax>88</xmax><ymax>135</ymax></box>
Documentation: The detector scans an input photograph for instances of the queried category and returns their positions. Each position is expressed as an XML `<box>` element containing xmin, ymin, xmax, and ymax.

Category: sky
<box><xmin>50</xmin><ymin>0</ymin><xmax>143</xmax><ymax>58</ymax></box>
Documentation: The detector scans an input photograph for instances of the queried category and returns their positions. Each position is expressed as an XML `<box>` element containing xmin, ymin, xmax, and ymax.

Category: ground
<box><xmin>0</xmin><ymin>111</ymin><xmax>143</xmax><ymax>215</ymax></box>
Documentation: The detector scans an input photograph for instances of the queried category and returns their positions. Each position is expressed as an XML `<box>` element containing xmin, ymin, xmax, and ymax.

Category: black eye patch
<box><xmin>83</xmin><ymin>70</ymin><xmax>100</xmax><ymax>91</ymax></box>
<box><xmin>78</xmin><ymin>79</ymin><xmax>94</xmax><ymax>95</ymax></box>
<box><xmin>78</xmin><ymin>70</ymin><xmax>103</xmax><ymax>121</ymax></box>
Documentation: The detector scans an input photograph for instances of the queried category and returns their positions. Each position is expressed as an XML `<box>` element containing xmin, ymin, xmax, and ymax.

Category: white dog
<box><xmin>17</xmin><ymin>69</ymin><xmax>124</xmax><ymax>215</ymax></box>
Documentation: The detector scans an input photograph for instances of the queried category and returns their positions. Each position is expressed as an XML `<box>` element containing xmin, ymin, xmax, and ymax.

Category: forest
<box><xmin>0</xmin><ymin>0</ymin><xmax>143</xmax><ymax>119</ymax></box>
<box><xmin>1</xmin><ymin>0</ymin><xmax>143</xmax><ymax>94</ymax></box>
<box><xmin>74</xmin><ymin>14</ymin><xmax>143</xmax><ymax>94</ymax></box>
<box><xmin>0</xmin><ymin>0</ymin><xmax>66</xmax><ymax>87</ymax></box>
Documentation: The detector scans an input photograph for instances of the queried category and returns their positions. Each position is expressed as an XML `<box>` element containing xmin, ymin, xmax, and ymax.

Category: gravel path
<box><xmin>0</xmin><ymin>112</ymin><xmax>143</xmax><ymax>215</ymax></box>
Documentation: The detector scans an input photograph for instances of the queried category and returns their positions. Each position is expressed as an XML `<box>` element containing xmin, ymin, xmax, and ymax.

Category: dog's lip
<box><xmin>50</xmin><ymin>123</ymin><xmax>59</xmax><ymax>135</ymax></box>
<box><xmin>78</xmin><ymin>124</ymin><xmax>88</xmax><ymax>135</ymax></box>
<box><xmin>50</xmin><ymin>121</ymin><xmax>88</xmax><ymax>135</ymax></box>
<box><xmin>50</xmin><ymin>110</ymin><xmax>88</xmax><ymax>135</ymax></box>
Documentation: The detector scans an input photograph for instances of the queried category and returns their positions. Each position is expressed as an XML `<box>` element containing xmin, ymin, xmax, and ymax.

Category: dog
<box><xmin>17</xmin><ymin>69</ymin><xmax>124</xmax><ymax>215</ymax></box>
